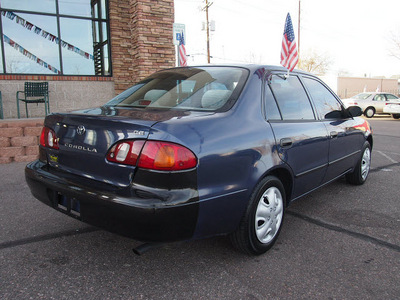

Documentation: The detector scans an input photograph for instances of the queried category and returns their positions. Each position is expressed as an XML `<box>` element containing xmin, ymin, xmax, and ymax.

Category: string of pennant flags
<box><xmin>3</xmin><ymin>34</ymin><xmax>61</xmax><ymax>74</ymax></box>
<box><xmin>2</xmin><ymin>11</ymin><xmax>94</xmax><ymax>61</ymax></box>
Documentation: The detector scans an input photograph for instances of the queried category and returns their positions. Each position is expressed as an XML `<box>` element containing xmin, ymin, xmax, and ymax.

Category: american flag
<box><xmin>280</xmin><ymin>13</ymin><xmax>298</xmax><ymax>72</ymax></box>
<box><xmin>178</xmin><ymin>32</ymin><xmax>187</xmax><ymax>67</ymax></box>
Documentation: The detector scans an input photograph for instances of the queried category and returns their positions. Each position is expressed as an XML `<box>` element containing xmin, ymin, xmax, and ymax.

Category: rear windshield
<box><xmin>106</xmin><ymin>67</ymin><xmax>249</xmax><ymax>111</ymax></box>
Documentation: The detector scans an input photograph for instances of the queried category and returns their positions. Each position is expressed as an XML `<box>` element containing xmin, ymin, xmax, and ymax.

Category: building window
<box><xmin>0</xmin><ymin>0</ymin><xmax>110</xmax><ymax>76</ymax></box>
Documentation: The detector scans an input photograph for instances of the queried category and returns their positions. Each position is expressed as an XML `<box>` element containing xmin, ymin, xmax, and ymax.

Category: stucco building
<box><xmin>337</xmin><ymin>76</ymin><xmax>399</xmax><ymax>99</ymax></box>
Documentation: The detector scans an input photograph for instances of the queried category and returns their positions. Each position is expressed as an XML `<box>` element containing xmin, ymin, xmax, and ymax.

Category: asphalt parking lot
<box><xmin>0</xmin><ymin>116</ymin><xmax>399</xmax><ymax>299</ymax></box>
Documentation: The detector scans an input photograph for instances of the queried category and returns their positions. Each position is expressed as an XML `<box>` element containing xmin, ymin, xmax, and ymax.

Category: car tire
<box><xmin>346</xmin><ymin>142</ymin><xmax>371</xmax><ymax>185</ymax></box>
<box><xmin>392</xmin><ymin>114</ymin><xmax>400</xmax><ymax>119</ymax></box>
<box><xmin>230</xmin><ymin>176</ymin><xmax>285</xmax><ymax>255</ymax></box>
<box><xmin>364</xmin><ymin>107</ymin><xmax>375</xmax><ymax>118</ymax></box>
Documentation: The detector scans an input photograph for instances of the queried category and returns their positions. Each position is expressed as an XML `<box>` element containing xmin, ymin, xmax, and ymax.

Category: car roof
<box><xmin>161</xmin><ymin>64</ymin><xmax>315</xmax><ymax>77</ymax></box>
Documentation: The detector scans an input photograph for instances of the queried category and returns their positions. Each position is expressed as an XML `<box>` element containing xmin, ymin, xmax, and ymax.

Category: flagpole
<box><xmin>176</xmin><ymin>45</ymin><xmax>180</xmax><ymax>67</ymax></box>
<box><xmin>298</xmin><ymin>0</ymin><xmax>301</xmax><ymax>59</ymax></box>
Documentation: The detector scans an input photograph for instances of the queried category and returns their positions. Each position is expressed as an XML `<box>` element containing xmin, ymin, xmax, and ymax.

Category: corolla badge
<box><xmin>76</xmin><ymin>125</ymin><xmax>86</xmax><ymax>135</ymax></box>
<box><xmin>64</xmin><ymin>143</ymin><xmax>97</xmax><ymax>153</ymax></box>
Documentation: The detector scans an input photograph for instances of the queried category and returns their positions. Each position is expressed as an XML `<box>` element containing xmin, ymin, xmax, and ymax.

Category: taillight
<box><xmin>138</xmin><ymin>141</ymin><xmax>197</xmax><ymax>171</ymax></box>
<box><xmin>106</xmin><ymin>140</ymin><xmax>197</xmax><ymax>171</ymax></box>
<box><xmin>106</xmin><ymin>140</ymin><xmax>145</xmax><ymax>165</ymax></box>
<box><xmin>40</xmin><ymin>127</ymin><xmax>59</xmax><ymax>150</ymax></box>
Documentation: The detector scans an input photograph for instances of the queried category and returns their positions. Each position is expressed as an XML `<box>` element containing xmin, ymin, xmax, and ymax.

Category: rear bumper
<box><xmin>25</xmin><ymin>160</ymin><xmax>199</xmax><ymax>242</ymax></box>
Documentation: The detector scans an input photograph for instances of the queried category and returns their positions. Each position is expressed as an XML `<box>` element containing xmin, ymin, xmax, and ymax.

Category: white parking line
<box><xmin>376</xmin><ymin>150</ymin><xmax>398</xmax><ymax>163</ymax></box>
<box><xmin>382</xmin><ymin>151</ymin><xmax>400</xmax><ymax>157</ymax></box>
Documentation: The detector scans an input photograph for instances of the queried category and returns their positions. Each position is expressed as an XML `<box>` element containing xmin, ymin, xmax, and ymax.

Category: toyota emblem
<box><xmin>76</xmin><ymin>125</ymin><xmax>86</xmax><ymax>135</ymax></box>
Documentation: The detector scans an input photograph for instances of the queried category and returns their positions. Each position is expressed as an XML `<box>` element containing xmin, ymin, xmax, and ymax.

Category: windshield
<box><xmin>105</xmin><ymin>67</ymin><xmax>249</xmax><ymax>111</ymax></box>
<box><xmin>353</xmin><ymin>93</ymin><xmax>371</xmax><ymax>100</ymax></box>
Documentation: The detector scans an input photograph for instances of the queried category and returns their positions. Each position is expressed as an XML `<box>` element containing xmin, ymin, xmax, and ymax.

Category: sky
<box><xmin>174</xmin><ymin>0</ymin><xmax>400</xmax><ymax>81</ymax></box>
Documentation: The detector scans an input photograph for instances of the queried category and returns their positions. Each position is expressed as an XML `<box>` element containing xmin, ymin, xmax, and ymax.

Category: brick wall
<box><xmin>109</xmin><ymin>0</ymin><xmax>175</xmax><ymax>94</ymax></box>
<box><xmin>0</xmin><ymin>118</ymin><xmax>43</xmax><ymax>164</ymax></box>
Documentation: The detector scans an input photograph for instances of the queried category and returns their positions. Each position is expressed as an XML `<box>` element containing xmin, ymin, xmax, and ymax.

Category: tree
<box><xmin>297</xmin><ymin>49</ymin><xmax>332</xmax><ymax>75</ymax></box>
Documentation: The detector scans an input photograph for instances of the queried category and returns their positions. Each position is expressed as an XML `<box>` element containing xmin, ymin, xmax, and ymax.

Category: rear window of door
<box><xmin>373</xmin><ymin>94</ymin><xmax>385</xmax><ymax>101</ymax></box>
<box><xmin>268</xmin><ymin>75</ymin><xmax>315</xmax><ymax>120</ymax></box>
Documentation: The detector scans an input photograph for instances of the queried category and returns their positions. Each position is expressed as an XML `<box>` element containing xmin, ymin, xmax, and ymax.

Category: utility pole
<box><xmin>298</xmin><ymin>0</ymin><xmax>301</xmax><ymax>59</ymax></box>
<box><xmin>202</xmin><ymin>0</ymin><xmax>213</xmax><ymax>63</ymax></box>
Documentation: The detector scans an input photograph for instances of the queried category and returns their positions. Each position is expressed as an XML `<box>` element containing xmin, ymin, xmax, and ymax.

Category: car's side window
<box><xmin>374</xmin><ymin>94</ymin><xmax>385</xmax><ymax>101</ymax></box>
<box><xmin>264</xmin><ymin>85</ymin><xmax>282</xmax><ymax>120</ymax></box>
<box><xmin>269</xmin><ymin>75</ymin><xmax>315</xmax><ymax>120</ymax></box>
<box><xmin>302</xmin><ymin>77</ymin><xmax>343</xmax><ymax>119</ymax></box>
<box><xmin>386</xmin><ymin>94</ymin><xmax>398</xmax><ymax>100</ymax></box>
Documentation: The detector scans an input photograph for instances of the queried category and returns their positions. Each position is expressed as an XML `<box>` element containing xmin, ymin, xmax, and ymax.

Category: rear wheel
<box><xmin>364</xmin><ymin>107</ymin><xmax>375</xmax><ymax>118</ymax></box>
<box><xmin>230</xmin><ymin>176</ymin><xmax>285</xmax><ymax>255</ymax></box>
<box><xmin>392</xmin><ymin>114</ymin><xmax>400</xmax><ymax>119</ymax></box>
<box><xmin>346</xmin><ymin>142</ymin><xmax>371</xmax><ymax>185</ymax></box>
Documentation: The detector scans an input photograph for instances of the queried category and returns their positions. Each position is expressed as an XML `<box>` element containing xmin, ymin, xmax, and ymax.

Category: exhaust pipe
<box><xmin>132</xmin><ymin>242</ymin><xmax>163</xmax><ymax>255</ymax></box>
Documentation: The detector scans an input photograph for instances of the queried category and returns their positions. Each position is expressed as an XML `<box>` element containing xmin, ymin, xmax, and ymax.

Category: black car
<box><xmin>26</xmin><ymin>65</ymin><xmax>373</xmax><ymax>255</ymax></box>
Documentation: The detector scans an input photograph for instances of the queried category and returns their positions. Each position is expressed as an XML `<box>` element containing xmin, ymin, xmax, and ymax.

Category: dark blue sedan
<box><xmin>25</xmin><ymin>65</ymin><xmax>373</xmax><ymax>255</ymax></box>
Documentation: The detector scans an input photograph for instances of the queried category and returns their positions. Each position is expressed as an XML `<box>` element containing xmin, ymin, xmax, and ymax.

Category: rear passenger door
<box><xmin>265</xmin><ymin>74</ymin><xmax>329</xmax><ymax>199</ymax></box>
<box><xmin>372</xmin><ymin>94</ymin><xmax>387</xmax><ymax>113</ymax></box>
<box><xmin>301</xmin><ymin>76</ymin><xmax>365</xmax><ymax>183</ymax></box>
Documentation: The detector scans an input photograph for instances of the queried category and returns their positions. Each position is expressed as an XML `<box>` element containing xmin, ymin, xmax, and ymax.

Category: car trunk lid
<box><xmin>43</xmin><ymin>111</ymin><xmax>156</xmax><ymax>187</ymax></box>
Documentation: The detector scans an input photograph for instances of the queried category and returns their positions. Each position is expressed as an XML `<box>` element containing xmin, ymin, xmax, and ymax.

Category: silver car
<box><xmin>342</xmin><ymin>92</ymin><xmax>400</xmax><ymax>118</ymax></box>
<box><xmin>383</xmin><ymin>102</ymin><xmax>400</xmax><ymax>119</ymax></box>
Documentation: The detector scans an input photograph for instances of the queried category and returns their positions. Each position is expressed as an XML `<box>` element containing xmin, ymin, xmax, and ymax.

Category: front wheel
<box><xmin>346</xmin><ymin>142</ymin><xmax>371</xmax><ymax>185</ymax></box>
<box><xmin>392</xmin><ymin>114</ymin><xmax>400</xmax><ymax>119</ymax></box>
<box><xmin>230</xmin><ymin>176</ymin><xmax>285</xmax><ymax>255</ymax></box>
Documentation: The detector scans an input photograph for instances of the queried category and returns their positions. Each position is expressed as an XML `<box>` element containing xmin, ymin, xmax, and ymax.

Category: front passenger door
<box><xmin>301</xmin><ymin>76</ymin><xmax>365</xmax><ymax>183</ymax></box>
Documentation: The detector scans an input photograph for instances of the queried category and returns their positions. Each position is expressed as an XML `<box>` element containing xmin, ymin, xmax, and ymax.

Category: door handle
<box><xmin>330</xmin><ymin>131</ymin><xmax>338</xmax><ymax>138</ymax></box>
<box><xmin>280</xmin><ymin>138</ymin><xmax>293</xmax><ymax>148</ymax></box>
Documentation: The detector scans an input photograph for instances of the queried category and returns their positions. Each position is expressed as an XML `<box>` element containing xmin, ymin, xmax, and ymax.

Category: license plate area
<box><xmin>56</xmin><ymin>192</ymin><xmax>81</xmax><ymax>219</ymax></box>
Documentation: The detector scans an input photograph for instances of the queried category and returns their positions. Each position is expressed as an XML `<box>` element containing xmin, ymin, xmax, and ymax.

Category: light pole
<box><xmin>298</xmin><ymin>0</ymin><xmax>301</xmax><ymax>59</ymax></box>
<box><xmin>202</xmin><ymin>0</ymin><xmax>213</xmax><ymax>63</ymax></box>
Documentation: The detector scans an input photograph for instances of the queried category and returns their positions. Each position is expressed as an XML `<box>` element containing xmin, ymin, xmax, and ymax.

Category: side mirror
<box><xmin>346</xmin><ymin>106</ymin><xmax>363</xmax><ymax>117</ymax></box>
<box><xmin>324</xmin><ymin>110</ymin><xmax>342</xmax><ymax>119</ymax></box>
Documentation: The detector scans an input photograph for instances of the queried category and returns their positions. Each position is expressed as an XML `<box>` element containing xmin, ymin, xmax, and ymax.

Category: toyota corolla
<box><xmin>25</xmin><ymin>65</ymin><xmax>373</xmax><ymax>255</ymax></box>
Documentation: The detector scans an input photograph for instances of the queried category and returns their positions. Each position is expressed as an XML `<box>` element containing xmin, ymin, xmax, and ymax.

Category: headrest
<box><xmin>201</xmin><ymin>90</ymin><xmax>232</xmax><ymax>109</ymax></box>
<box><xmin>144</xmin><ymin>89</ymin><xmax>168</xmax><ymax>102</ymax></box>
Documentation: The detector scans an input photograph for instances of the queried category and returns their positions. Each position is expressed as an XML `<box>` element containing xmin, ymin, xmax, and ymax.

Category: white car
<box><xmin>341</xmin><ymin>92</ymin><xmax>400</xmax><ymax>118</ymax></box>
<box><xmin>383</xmin><ymin>103</ymin><xmax>400</xmax><ymax>119</ymax></box>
